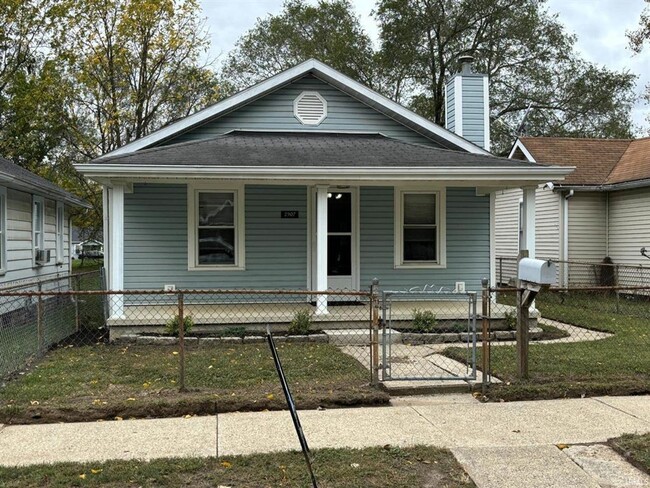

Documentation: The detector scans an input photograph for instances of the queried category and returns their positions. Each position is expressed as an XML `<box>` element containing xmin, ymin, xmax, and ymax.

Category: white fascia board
<box><xmin>508</xmin><ymin>138</ymin><xmax>536</xmax><ymax>162</ymax></box>
<box><xmin>77</xmin><ymin>163</ymin><xmax>574</xmax><ymax>182</ymax></box>
<box><xmin>102</xmin><ymin>59</ymin><xmax>491</xmax><ymax>158</ymax></box>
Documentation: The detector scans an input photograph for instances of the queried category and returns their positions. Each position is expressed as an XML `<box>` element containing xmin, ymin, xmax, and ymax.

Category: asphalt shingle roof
<box><xmin>0</xmin><ymin>157</ymin><xmax>88</xmax><ymax>206</ymax></box>
<box><xmin>515</xmin><ymin>136</ymin><xmax>650</xmax><ymax>186</ymax></box>
<box><xmin>94</xmin><ymin>131</ymin><xmax>543</xmax><ymax>168</ymax></box>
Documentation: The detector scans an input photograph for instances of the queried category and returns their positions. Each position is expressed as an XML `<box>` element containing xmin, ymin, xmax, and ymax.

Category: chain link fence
<box><xmin>484</xmin><ymin>284</ymin><xmax>650</xmax><ymax>399</ymax></box>
<box><xmin>497</xmin><ymin>255</ymin><xmax>650</xmax><ymax>288</ymax></box>
<box><xmin>0</xmin><ymin>270</ymin><xmax>104</xmax><ymax>380</ymax></box>
<box><xmin>0</xmin><ymin>285</ymin><xmax>388</xmax><ymax>423</ymax></box>
<box><xmin>379</xmin><ymin>289</ymin><xmax>479</xmax><ymax>382</ymax></box>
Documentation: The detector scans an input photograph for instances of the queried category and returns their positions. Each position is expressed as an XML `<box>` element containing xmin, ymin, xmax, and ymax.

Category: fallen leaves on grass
<box><xmin>220</xmin><ymin>461</ymin><xmax>232</xmax><ymax>469</ymax></box>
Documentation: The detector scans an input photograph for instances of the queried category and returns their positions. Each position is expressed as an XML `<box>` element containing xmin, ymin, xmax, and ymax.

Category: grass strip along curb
<box><xmin>0</xmin><ymin>445</ymin><xmax>476</xmax><ymax>488</ymax></box>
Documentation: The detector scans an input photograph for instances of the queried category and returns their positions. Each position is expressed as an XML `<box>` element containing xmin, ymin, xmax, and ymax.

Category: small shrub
<box><xmin>223</xmin><ymin>326</ymin><xmax>247</xmax><ymax>338</ymax></box>
<box><xmin>165</xmin><ymin>315</ymin><xmax>194</xmax><ymax>336</ymax></box>
<box><xmin>503</xmin><ymin>310</ymin><xmax>517</xmax><ymax>329</ymax></box>
<box><xmin>412</xmin><ymin>309</ymin><xmax>437</xmax><ymax>332</ymax></box>
<box><xmin>289</xmin><ymin>309</ymin><xmax>312</xmax><ymax>335</ymax></box>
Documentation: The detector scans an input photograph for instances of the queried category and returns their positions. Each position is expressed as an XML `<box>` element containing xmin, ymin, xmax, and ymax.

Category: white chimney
<box><xmin>445</xmin><ymin>55</ymin><xmax>490</xmax><ymax>151</ymax></box>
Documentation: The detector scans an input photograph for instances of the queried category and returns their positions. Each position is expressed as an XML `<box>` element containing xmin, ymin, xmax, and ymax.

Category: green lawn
<box><xmin>0</xmin><ymin>445</ymin><xmax>475</xmax><ymax>488</ymax></box>
<box><xmin>446</xmin><ymin>290</ymin><xmax>650</xmax><ymax>400</ymax></box>
<box><xmin>0</xmin><ymin>342</ymin><xmax>387</xmax><ymax>423</ymax></box>
<box><xmin>609</xmin><ymin>433</ymin><xmax>650</xmax><ymax>474</ymax></box>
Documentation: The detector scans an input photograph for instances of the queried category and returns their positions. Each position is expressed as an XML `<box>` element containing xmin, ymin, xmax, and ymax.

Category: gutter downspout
<box><xmin>561</xmin><ymin>190</ymin><xmax>574</xmax><ymax>287</ymax></box>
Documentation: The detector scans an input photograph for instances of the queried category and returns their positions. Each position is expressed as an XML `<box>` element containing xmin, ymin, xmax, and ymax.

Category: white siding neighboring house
<box><xmin>495</xmin><ymin>136</ymin><xmax>650</xmax><ymax>286</ymax></box>
<box><xmin>0</xmin><ymin>156</ymin><xmax>89</xmax><ymax>287</ymax></box>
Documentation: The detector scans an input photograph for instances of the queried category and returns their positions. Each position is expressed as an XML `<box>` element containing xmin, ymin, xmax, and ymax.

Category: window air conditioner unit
<box><xmin>35</xmin><ymin>249</ymin><xmax>51</xmax><ymax>265</ymax></box>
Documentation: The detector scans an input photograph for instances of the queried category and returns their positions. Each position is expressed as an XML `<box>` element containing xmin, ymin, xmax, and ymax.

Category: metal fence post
<box><xmin>37</xmin><ymin>283</ymin><xmax>44</xmax><ymax>354</ymax></box>
<box><xmin>516</xmin><ymin>250</ymin><xmax>530</xmax><ymax>380</ymax></box>
<box><xmin>370</xmin><ymin>278</ymin><xmax>380</xmax><ymax>386</ymax></box>
<box><xmin>481</xmin><ymin>278</ymin><xmax>490</xmax><ymax>394</ymax></box>
<box><xmin>178</xmin><ymin>291</ymin><xmax>186</xmax><ymax>392</ymax></box>
<box><xmin>74</xmin><ymin>275</ymin><xmax>80</xmax><ymax>332</ymax></box>
<box><xmin>499</xmin><ymin>257</ymin><xmax>503</xmax><ymax>287</ymax></box>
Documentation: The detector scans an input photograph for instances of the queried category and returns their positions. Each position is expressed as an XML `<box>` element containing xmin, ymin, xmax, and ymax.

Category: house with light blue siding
<box><xmin>77</xmin><ymin>59</ymin><xmax>571</xmax><ymax>325</ymax></box>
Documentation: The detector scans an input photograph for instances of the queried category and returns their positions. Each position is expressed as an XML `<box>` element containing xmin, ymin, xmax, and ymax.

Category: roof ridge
<box><xmin>521</xmin><ymin>136</ymin><xmax>635</xmax><ymax>143</ymax></box>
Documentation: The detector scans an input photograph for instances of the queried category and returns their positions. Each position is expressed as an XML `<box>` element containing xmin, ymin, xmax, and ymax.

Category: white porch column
<box><xmin>109</xmin><ymin>184</ymin><xmax>125</xmax><ymax>319</ymax></box>
<box><xmin>521</xmin><ymin>186</ymin><xmax>536</xmax><ymax>258</ymax></box>
<box><xmin>315</xmin><ymin>185</ymin><xmax>328</xmax><ymax>315</ymax></box>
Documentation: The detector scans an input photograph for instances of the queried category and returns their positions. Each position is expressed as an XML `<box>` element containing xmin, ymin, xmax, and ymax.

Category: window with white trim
<box><xmin>188</xmin><ymin>185</ymin><xmax>245</xmax><ymax>270</ymax></box>
<box><xmin>32</xmin><ymin>196</ymin><xmax>44</xmax><ymax>261</ymax></box>
<box><xmin>395</xmin><ymin>189</ymin><xmax>446</xmax><ymax>268</ymax></box>
<box><xmin>56</xmin><ymin>202</ymin><xmax>65</xmax><ymax>264</ymax></box>
<box><xmin>0</xmin><ymin>187</ymin><xmax>6</xmax><ymax>274</ymax></box>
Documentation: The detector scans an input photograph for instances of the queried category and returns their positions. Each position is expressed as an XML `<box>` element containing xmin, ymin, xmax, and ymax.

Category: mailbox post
<box><xmin>517</xmin><ymin>256</ymin><xmax>557</xmax><ymax>379</ymax></box>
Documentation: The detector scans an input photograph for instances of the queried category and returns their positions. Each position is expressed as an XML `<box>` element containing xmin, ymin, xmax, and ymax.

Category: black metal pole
<box><xmin>266</xmin><ymin>325</ymin><xmax>318</xmax><ymax>488</ymax></box>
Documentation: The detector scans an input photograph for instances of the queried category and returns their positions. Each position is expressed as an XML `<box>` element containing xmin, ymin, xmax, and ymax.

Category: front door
<box><xmin>327</xmin><ymin>189</ymin><xmax>354</xmax><ymax>290</ymax></box>
<box><xmin>311</xmin><ymin>188</ymin><xmax>358</xmax><ymax>291</ymax></box>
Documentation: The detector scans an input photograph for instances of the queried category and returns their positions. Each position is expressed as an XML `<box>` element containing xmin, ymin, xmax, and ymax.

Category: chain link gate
<box><xmin>380</xmin><ymin>290</ymin><xmax>478</xmax><ymax>381</ymax></box>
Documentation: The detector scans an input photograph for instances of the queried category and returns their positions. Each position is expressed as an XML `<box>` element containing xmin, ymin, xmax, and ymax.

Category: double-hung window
<box><xmin>189</xmin><ymin>184</ymin><xmax>245</xmax><ymax>270</ymax></box>
<box><xmin>56</xmin><ymin>202</ymin><xmax>65</xmax><ymax>264</ymax></box>
<box><xmin>395</xmin><ymin>189</ymin><xmax>446</xmax><ymax>268</ymax></box>
<box><xmin>33</xmin><ymin>196</ymin><xmax>44</xmax><ymax>264</ymax></box>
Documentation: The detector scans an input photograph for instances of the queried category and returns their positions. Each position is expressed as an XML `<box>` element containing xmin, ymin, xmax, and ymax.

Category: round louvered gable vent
<box><xmin>294</xmin><ymin>91</ymin><xmax>327</xmax><ymax>125</ymax></box>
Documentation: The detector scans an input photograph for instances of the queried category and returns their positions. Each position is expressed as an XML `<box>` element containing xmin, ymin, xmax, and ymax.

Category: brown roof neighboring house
<box><xmin>510</xmin><ymin>137</ymin><xmax>642</xmax><ymax>186</ymax></box>
<box><xmin>606</xmin><ymin>138</ymin><xmax>650</xmax><ymax>184</ymax></box>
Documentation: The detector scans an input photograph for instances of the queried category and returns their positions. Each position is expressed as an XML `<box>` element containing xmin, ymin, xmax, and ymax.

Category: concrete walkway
<box><xmin>0</xmin><ymin>395</ymin><xmax>648</xmax><ymax>487</ymax></box>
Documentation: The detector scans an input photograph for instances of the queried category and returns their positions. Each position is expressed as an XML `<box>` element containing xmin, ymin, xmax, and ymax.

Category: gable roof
<box><xmin>510</xmin><ymin>137</ymin><xmax>650</xmax><ymax>187</ymax></box>
<box><xmin>0</xmin><ymin>157</ymin><xmax>89</xmax><ymax>207</ymax></box>
<box><xmin>100</xmin><ymin>59</ymin><xmax>490</xmax><ymax>158</ymax></box>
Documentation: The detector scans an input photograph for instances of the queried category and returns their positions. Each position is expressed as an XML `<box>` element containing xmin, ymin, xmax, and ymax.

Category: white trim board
<box><xmin>79</xmin><ymin>164</ymin><xmax>574</xmax><ymax>182</ymax></box>
<box><xmin>186</xmin><ymin>181</ymin><xmax>246</xmax><ymax>272</ymax></box>
<box><xmin>394</xmin><ymin>187</ymin><xmax>447</xmax><ymax>269</ymax></box>
<box><xmin>508</xmin><ymin>138</ymin><xmax>537</xmax><ymax>162</ymax></box>
<box><xmin>99</xmin><ymin>59</ymin><xmax>490</xmax><ymax>158</ymax></box>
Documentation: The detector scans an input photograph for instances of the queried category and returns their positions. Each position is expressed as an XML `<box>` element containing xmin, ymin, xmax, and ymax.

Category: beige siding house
<box><xmin>495</xmin><ymin>136</ymin><xmax>650</xmax><ymax>286</ymax></box>
<box><xmin>0</xmin><ymin>156</ymin><xmax>88</xmax><ymax>287</ymax></box>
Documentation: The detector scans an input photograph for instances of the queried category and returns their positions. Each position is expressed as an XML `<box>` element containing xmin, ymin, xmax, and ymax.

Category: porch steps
<box><xmin>323</xmin><ymin>328</ymin><xmax>402</xmax><ymax>345</ymax></box>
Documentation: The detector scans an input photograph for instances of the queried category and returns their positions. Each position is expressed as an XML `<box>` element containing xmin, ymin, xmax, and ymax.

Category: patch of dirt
<box><xmin>0</xmin><ymin>386</ymin><xmax>390</xmax><ymax>425</ymax></box>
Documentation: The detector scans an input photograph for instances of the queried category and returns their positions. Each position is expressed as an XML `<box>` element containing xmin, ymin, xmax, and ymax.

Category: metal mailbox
<box><xmin>518</xmin><ymin>258</ymin><xmax>556</xmax><ymax>285</ymax></box>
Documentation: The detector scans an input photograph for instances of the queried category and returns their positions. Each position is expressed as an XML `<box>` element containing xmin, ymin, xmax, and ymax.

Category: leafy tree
<box><xmin>222</xmin><ymin>0</ymin><xmax>379</xmax><ymax>91</ymax></box>
<box><xmin>628</xmin><ymin>0</ymin><xmax>650</xmax><ymax>129</ymax></box>
<box><xmin>46</xmin><ymin>0</ymin><xmax>223</xmax><ymax>236</ymax></box>
<box><xmin>55</xmin><ymin>0</ymin><xmax>221</xmax><ymax>157</ymax></box>
<box><xmin>375</xmin><ymin>0</ymin><xmax>636</xmax><ymax>153</ymax></box>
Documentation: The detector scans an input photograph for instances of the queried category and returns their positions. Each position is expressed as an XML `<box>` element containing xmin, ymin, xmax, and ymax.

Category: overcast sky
<box><xmin>199</xmin><ymin>0</ymin><xmax>650</xmax><ymax>134</ymax></box>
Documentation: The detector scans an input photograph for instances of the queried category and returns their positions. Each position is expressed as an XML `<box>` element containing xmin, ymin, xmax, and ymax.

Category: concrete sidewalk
<box><xmin>0</xmin><ymin>394</ymin><xmax>648</xmax><ymax>486</ymax></box>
